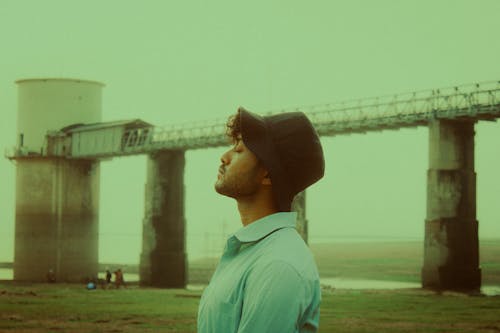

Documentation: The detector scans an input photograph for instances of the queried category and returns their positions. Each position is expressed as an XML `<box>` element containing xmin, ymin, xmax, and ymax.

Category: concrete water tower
<box><xmin>13</xmin><ymin>78</ymin><xmax>104</xmax><ymax>282</ymax></box>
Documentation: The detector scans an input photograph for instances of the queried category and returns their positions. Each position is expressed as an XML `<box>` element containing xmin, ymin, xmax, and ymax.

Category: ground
<box><xmin>1</xmin><ymin>240</ymin><xmax>500</xmax><ymax>332</ymax></box>
<box><xmin>1</xmin><ymin>283</ymin><xmax>500</xmax><ymax>333</ymax></box>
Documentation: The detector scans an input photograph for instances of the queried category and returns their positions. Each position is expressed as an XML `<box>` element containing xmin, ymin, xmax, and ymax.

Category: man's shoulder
<box><xmin>254</xmin><ymin>227</ymin><xmax>319</xmax><ymax>280</ymax></box>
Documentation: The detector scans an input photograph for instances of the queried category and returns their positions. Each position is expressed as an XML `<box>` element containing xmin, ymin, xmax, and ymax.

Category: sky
<box><xmin>1</xmin><ymin>0</ymin><xmax>499</xmax><ymax>264</ymax></box>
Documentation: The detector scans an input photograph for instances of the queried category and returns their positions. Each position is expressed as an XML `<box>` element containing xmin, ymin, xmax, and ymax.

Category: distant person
<box><xmin>46</xmin><ymin>269</ymin><xmax>56</xmax><ymax>283</ymax></box>
<box><xmin>114</xmin><ymin>269</ymin><xmax>124</xmax><ymax>288</ymax></box>
<box><xmin>197</xmin><ymin>107</ymin><xmax>325</xmax><ymax>332</ymax></box>
<box><xmin>105</xmin><ymin>269</ymin><xmax>112</xmax><ymax>285</ymax></box>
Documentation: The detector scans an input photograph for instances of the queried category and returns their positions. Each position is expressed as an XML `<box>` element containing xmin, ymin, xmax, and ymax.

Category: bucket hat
<box><xmin>238</xmin><ymin>107</ymin><xmax>324</xmax><ymax>211</ymax></box>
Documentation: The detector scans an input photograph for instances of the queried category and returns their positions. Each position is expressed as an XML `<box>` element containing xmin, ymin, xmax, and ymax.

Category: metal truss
<box><xmin>127</xmin><ymin>80</ymin><xmax>500</xmax><ymax>152</ymax></box>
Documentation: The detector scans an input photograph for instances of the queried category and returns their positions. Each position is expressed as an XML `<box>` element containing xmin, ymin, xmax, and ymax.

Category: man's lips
<box><xmin>218</xmin><ymin>166</ymin><xmax>225</xmax><ymax>177</ymax></box>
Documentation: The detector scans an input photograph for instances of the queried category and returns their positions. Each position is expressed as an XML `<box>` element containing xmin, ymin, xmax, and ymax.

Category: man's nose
<box><xmin>220</xmin><ymin>150</ymin><xmax>230</xmax><ymax>165</ymax></box>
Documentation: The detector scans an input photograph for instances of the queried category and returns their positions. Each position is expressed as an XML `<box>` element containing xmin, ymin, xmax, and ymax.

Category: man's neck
<box><xmin>237</xmin><ymin>198</ymin><xmax>278</xmax><ymax>226</ymax></box>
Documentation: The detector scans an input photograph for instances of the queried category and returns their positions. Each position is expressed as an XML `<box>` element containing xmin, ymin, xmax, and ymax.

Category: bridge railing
<box><xmin>143</xmin><ymin>80</ymin><xmax>499</xmax><ymax>149</ymax></box>
<box><xmin>307</xmin><ymin>81</ymin><xmax>499</xmax><ymax>125</ymax></box>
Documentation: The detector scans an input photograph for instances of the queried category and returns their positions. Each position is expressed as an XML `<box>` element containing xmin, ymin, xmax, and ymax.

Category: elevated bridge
<box><xmin>6</xmin><ymin>81</ymin><xmax>500</xmax><ymax>159</ymax></box>
<box><xmin>6</xmin><ymin>79</ymin><xmax>500</xmax><ymax>292</ymax></box>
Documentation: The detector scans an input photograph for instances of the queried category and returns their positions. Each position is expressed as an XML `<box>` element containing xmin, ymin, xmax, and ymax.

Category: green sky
<box><xmin>1</xmin><ymin>0</ymin><xmax>499</xmax><ymax>263</ymax></box>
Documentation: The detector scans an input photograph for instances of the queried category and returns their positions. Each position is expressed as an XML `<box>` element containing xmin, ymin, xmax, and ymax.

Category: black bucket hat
<box><xmin>238</xmin><ymin>107</ymin><xmax>325</xmax><ymax>211</ymax></box>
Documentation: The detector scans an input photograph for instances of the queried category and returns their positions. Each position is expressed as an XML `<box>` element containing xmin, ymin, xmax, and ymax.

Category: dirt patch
<box><xmin>0</xmin><ymin>290</ymin><xmax>37</xmax><ymax>297</ymax></box>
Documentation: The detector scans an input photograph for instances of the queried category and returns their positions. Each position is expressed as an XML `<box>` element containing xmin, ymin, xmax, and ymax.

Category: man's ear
<box><xmin>261</xmin><ymin>171</ymin><xmax>272</xmax><ymax>185</ymax></box>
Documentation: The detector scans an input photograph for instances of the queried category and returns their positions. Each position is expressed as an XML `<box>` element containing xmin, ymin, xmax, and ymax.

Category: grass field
<box><xmin>1</xmin><ymin>283</ymin><xmax>500</xmax><ymax>332</ymax></box>
<box><xmin>1</xmin><ymin>240</ymin><xmax>499</xmax><ymax>332</ymax></box>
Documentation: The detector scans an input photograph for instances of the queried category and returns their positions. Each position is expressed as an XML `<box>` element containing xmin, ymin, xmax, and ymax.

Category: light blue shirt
<box><xmin>197</xmin><ymin>212</ymin><xmax>321</xmax><ymax>333</ymax></box>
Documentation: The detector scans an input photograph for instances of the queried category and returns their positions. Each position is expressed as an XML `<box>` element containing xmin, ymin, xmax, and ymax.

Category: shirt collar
<box><xmin>233</xmin><ymin>212</ymin><xmax>297</xmax><ymax>243</ymax></box>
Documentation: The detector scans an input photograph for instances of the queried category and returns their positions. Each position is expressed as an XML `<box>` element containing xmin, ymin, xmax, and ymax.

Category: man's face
<box><xmin>215</xmin><ymin>137</ymin><xmax>267</xmax><ymax>199</ymax></box>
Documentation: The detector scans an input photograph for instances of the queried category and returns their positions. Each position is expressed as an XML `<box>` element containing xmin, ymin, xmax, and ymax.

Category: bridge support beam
<box><xmin>422</xmin><ymin>119</ymin><xmax>481</xmax><ymax>291</ymax></box>
<box><xmin>14</xmin><ymin>158</ymin><xmax>99</xmax><ymax>282</ymax></box>
<box><xmin>140</xmin><ymin>150</ymin><xmax>187</xmax><ymax>288</ymax></box>
<box><xmin>292</xmin><ymin>191</ymin><xmax>308</xmax><ymax>244</ymax></box>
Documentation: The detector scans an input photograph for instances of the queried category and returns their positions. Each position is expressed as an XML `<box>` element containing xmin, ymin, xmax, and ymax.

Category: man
<box><xmin>197</xmin><ymin>107</ymin><xmax>325</xmax><ymax>333</ymax></box>
<box><xmin>114</xmin><ymin>268</ymin><xmax>124</xmax><ymax>288</ymax></box>
<box><xmin>105</xmin><ymin>269</ymin><xmax>112</xmax><ymax>284</ymax></box>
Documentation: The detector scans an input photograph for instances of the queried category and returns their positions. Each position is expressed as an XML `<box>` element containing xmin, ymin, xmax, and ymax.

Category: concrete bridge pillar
<box><xmin>14</xmin><ymin>157</ymin><xmax>100</xmax><ymax>282</ymax></box>
<box><xmin>422</xmin><ymin>119</ymin><xmax>481</xmax><ymax>291</ymax></box>
<box><xmin>292</xmin><ymin>191</ymin><xmax>308</xmax><ymax>244</ymax></box>
<box><xmin>140</xmin><ymin>150</ymin><xmax>187</xmax><ymax>288</ymax></box>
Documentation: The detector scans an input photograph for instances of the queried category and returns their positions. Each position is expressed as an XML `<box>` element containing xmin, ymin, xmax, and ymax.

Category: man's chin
<box><xmin>214</xmin><ymin>183</ymin><xmax>225</xmax><ymax>195</ymax></box>
<box><xmin>214</xmin><ymin>183</ymin><xmax>235</xmax><ymax>198</ymax></box>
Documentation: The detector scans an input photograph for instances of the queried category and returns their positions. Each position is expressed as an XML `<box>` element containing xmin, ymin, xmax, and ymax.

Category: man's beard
<box><xmin>215</xmin><ymin>165</ymin><xmax>261</xmax><ymax>199</ymax></box>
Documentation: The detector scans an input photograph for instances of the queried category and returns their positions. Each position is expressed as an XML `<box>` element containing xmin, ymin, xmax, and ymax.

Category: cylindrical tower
<box><xmin>14</xmin><ymin>78</ymin><xmax>104</xmax><ymax>282</ymax></box>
